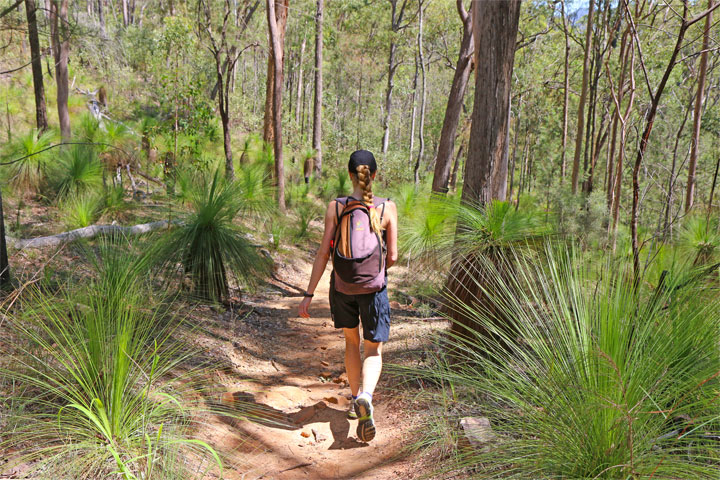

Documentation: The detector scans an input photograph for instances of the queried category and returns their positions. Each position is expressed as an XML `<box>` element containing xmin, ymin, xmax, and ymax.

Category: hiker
<box><xmin>298</xmin><ymin>149</ymin><xmax>398</xmax><ymax>443</ymax></box>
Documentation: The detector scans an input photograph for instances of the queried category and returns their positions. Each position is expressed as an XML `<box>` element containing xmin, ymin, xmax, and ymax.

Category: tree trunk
<box><xmin>413</xmin><ymin>3</ymin><xmax>427</xmax><ymax>185</ymax></box>
<box><xmin>295</xmin><ymin>35</ymin><xmax>305</xmax><ymax>124</ymax></box>
<box><xmin>50</xmin><ymin>0</ymin><xmax>71</xmax><ymax>140</ymax></box>
<box><xmin>267</xmin><ymin>0</ymin><xmax>286</xmax><ymax>211</ymax></box>
<box><xmin>460</xmin><ymin>0</ymin><xmax>520</xmax><ymax>204</ymax></box>
<box><xmin>25</xmin><ymin>0</ymin><xmax>48</xmax><ymax>132</ymax></box>
<box><xmin>685</xmin><ymin>0</ymin><xmax>713</xmax><ymax>213</ymax></box>
<box><xmin>121</xmin><ymin>0</ymin><xmax>128</xmax><ymax>26</ymax></box>
<box><xmin>570</xmin><ymin>0</ymin><xmax>594</xmax><ymax>194</ymax></box>
<box><xmin>312</xmin><ymin>0</ymin><xmax>323</xmax><ymax>175</ymax></box>
<box><xmin>381</xmin><ymin>40</ymin><xmax>397</xmax><ymax>155</ymax></box>
<box><xmin>431</xmin><ymin>0</ymin><xmax>473</xmax><ymax>194</ymax></box>
<box><xmin>0</xmin><ymin>187</ymin><xmax>10</xmax><ymax>288</ymax></box>
<box><xmin>217</xmin><ymin>55</ymin><xmax>234</xmax><ymax>180</ymax></box>
<box><xmin>263</xmin><ymin>0</ymin><xmax>289</xmax><ymax>146</ymax></box>
<box><xmin>559</xmin><ymin>0</ymin><xmax>570</xmax><ymax>182</ymax></box>
<box><xmin>408</xmin><ymin>54</ymin><xmax>418</xmax><ymax>166</ymax></box>
<box><xmin>449</xmin><ymin>142</ymin><xmax>463</xmax><ymax>191</ymax></box>
<box><xmin>97</xmin><ymin>0</ymin><xmax>105</xmax><ymax>36</ymax></box>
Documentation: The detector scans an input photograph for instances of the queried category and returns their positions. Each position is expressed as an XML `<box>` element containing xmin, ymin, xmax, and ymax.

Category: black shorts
<box><xmin>329</xmin><ymin>279</ymin><xmax>391</xmax><ymax>343</ymax></box>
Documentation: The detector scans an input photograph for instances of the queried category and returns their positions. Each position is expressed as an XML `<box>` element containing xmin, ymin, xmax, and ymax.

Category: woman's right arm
<box><xmin>298</xmin><ymin>201</ymin><xmax>337</xmax><ymax>318</ymax></box>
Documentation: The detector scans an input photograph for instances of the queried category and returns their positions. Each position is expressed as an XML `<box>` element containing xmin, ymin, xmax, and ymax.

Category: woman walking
<box><xmin>298</xmin><ymin>149</ymin><xmax>398</xmax><ymax>442</ymax></box>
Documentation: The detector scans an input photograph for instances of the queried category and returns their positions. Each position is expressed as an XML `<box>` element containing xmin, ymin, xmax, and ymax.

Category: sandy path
<box><xmin>206</xmin><ymin>262</ymin><xmax>427</xmax><ymax>480</ymax></box>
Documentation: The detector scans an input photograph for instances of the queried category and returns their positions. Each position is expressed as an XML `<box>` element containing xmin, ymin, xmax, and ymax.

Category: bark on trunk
<box><xmin>559</xmin><ymin>0</ymin><xmax>570</xmax><ymax>182</ymax></box>
<box><xmin>381</xmin><ymin>40</ymin><xmax>397</xmax><ymax>155</ymax></box>
<box><xmin>431</xmin><ymin>0</ymin><xmax>473</xmax><ymax>194</ymax></box>
<box><xmin>97</xmin><ymin>0</ymin><xmax>105</xmax><ymax>36</ymax></box>
<box><xmin>50</xmin><ymin>0</ymin><xmax>71</xmax><ymax>140</ymax></box>
<box><xmin>312</xmin><ymin>0</ymin><xmax>323</xmax><ymax>175</ymax></box>
<box><xmin>413</xmin><ymin>3</ymin><xmax>427</xmax><ymax>185</ymax></box>
<box><xmin>460</xmin><ymin>0</ymin><xmax>520</xmax><ymax>204</ymax></box>
<box><xmin>295</xmin><ymin>35</ymin><xmax>306</xmax><ymax>124</ymax></box>
<box><xmin>25</xmin><ymin>0</ymin><xmax>49</xmax><ymax>132</ymax></box>
<box><xmin>570</xmin><ymin>0</ymin><xmax>594</xmax><ymax>194</ymax></box>
<box><xmin>685</xmin><ymin>0</ymin><xmax>713</xmax><ymax>213</ymax></box>
<box><xmin>0</xmin><ymin>187</ymin><xmax>9</xmax><ymax>288</ymax></box>
<box><xmin>267</xmin><ymin>0</ymin><xmax>286</xmax><ymax>211</ymax></box>
<box><xmin>408</xmin><ymin>55</ymin><xmax>418</xmax><ymax>166</ymax></box>
<box><xmin>262</xmin><ymin>0</ymin><xmax>289</xmax><ymax>145</ymax></box>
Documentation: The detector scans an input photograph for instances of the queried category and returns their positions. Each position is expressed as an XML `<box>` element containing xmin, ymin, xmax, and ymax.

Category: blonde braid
<box><xmin>356</xmin><ymin>164</ymin><xmax>383</xmax><ymax>233</ymax></box>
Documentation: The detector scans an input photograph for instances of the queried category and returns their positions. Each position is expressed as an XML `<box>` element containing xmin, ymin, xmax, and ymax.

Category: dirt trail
<box><xmin>204</xmin><ymin>261</ymin><xmax>435</xmax><ymax>479</ymax></box>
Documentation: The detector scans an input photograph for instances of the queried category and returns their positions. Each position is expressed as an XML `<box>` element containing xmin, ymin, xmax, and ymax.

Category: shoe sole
<box><xmin>355</xmin><ymin>397</ymin><xmax>376</xmax><ymax>442</ymax></box>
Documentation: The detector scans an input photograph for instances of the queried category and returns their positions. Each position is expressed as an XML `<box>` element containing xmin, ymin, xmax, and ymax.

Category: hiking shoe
<box><xmin>347</xmin><ymin>397</ymin><xmax>358</xmax><ymax>419</ymax></box>
<box><xmin>355</xmin><ymin>393</ymin><xmax>376</xmax><ymax>442</ymax></box>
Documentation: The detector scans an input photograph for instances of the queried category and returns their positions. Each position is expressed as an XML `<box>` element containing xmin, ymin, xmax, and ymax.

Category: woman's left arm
<box><xmin>385</xmin><ymin>201</ymin><xmax>398</xmax><ymax>269</ymax></box>
<box><xmin>298</xmin><ymin>201</ymin><xmax>337</xmax><ymax>318</ymax></box>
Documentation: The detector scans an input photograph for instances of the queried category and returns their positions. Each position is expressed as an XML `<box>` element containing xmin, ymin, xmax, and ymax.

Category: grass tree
<box><xmin>156</xmin><ymin>169</ymin><xmax>271</xmax><ymax>303</ymax></box>
<box><xmin>0</xmin><ymin>242</ymin><xmax>221</xmax><ymax>478</ymax></box>
<box><xmin>411</xmin><ymin>245</ymin><xmax>720</xmax><ymax>479</ymax></box>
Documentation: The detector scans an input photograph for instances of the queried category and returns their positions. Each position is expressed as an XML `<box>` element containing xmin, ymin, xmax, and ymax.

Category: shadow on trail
<box><xmin>220</xmin><ymin>391</ymin><xmax>368</xmax><ymax>450</ymax></box>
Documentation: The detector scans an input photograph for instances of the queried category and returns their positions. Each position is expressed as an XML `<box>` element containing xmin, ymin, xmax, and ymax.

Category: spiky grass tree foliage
<box><xmin>51</xmin><ymin>144</ymin><xmax>104</xmax><ymax>198</ymax></box>
<box><xmin>4</xmin><ymin>128</ymin><xmax>56</xmax><ymax>195</ymax></box>
<box><xmin>0</xmin><ymin>242</ymin><xmax>221</xmax><ymax>478</ymax></box>
<box><xmin>398</xmin><ymin>193</ymin><xmax>458</xmax><ymax>269</ymax></box>
<box><xmin>415</xmin><ymin>246</ymin><xmax>720</xmax><ymax>479</ymax></box>
<box><xmin>678</xmin><ymin>215</ymin><xmax>720</xmax><ymax>266</ymax></box>
<box><xmin>446</xmin><ymin>200</ymin><xmax>549</xmax><ymax>342</ymax></box>
<box><xmin>59</xmin><ymin>193</ymin><xmax>102</xmax><ymax>229</ymax></box>
<box><xmin>156</xmin><ymin>169</ymin><xmax>270</xmax><ymax>303</ymax></box>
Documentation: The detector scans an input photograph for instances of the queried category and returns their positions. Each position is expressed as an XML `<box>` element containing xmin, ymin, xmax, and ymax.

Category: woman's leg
<box><xmin>343</xmin><ymin>327</ymin><xmax>361</xmax><ymax>396</ymax></box>
<box><xmin>361</xmin><ymin>340</ymin><xmax>383</xmax><ymax>395</ymax></box>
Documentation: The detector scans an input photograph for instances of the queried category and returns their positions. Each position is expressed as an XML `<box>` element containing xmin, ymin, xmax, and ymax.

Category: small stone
<box><xmin>300</xmin><ymin>431</ymin><xmax>311</xmax><ymax>438</ymax></box>
<box><xmin>320</xmin><ymin>371</ymin><xmax>333</xmax><ymax>378</ymax></box>
<box><xmin>459</xmin><ymin>417</ymin><xmax>496</xmax><ymax>451</ymax></box>
<box><xmin>323</xmin><ymin>396</ymin><xmax>339</xmax><ymax>405</ymax></box>
<box><xmin>332</xmin><ymin>373</ymin><xmax>348</xmax><ymax>384</ymax></box>
<box><xmin>320</xmin><ymin>360</ymin><xmax>330</xmax><ymax>367</ymax></box>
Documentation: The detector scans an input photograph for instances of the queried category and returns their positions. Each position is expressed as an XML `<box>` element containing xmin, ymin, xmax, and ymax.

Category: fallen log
<box><xmin>10</xmin><ymin>220</ymin><xmax>174</xmax><ymax>250</ymax></box>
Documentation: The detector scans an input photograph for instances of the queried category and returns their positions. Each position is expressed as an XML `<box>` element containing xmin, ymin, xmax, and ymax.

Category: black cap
<box><xmin>348</xmin><ymin>150</ymin><xmax>377</xmax><ymax>173</ymax></box>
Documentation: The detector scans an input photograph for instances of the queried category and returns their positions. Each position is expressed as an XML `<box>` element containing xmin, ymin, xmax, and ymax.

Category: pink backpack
<box><xmin>332</xmin><ymin>196</ymin><xmax>387</xmax><ymax>294</ymax></box>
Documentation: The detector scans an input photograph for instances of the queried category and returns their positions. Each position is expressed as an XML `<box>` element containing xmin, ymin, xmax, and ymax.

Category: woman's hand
<box><xmin>298</xmin><ymin>296</ymin><xmax>312</xmax><ymax>318</ymax></box>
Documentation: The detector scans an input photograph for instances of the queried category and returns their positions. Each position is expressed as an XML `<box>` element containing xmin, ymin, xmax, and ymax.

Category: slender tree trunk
<box><xmin>97</xmin><ymin>0</ymin><xmax>105</xmax><ymax>36</ymax></box>
<box><xmin>559</xmin><ymin>0</ymin><xmax>570</xmax><ymax>182</ymax></box>
<box><xmin>381</xmin><ymin>40</ymin><xmax>397</xmax><ymax>155</ymax></box>
<box><xmin>295</xmin><ymin>35</ymin><xmax>305</xmax><ymax>124</ymax></box>
<box><xmin>570</xmin><ymin>0</ymin><xmax>594</xmax><ymax>194</ymax></box>
<box><xmin>50</xmin><ymin>0</ymin><xmax>71</xmax><ymax>140</ymax></box>
<box><xmin>449</xmin><ymin>142</ymin><xmax>463</xmax><ymax>191</ymax></box>
<box><xmin>413</xmin><ymin>4</ymin><xmax>427</xmax><ymax>185</ymax></box>
<box><xmin>0</xmin><ymin>187</ymin><xmax>10</xmax><ymax>289</ymax></box>
<box><xmin>685</xmin><ymin>0</ymin><xmax>713</xmax><ymax>213</ymax></box>
<box><xmin>263</xmin><ymin>0</ymin><xmax>289</xmax><ymax>145</ymax></box>
<box><xmin>662</xmin><ymin>92</ymin><xmax>693</xmax><ymax>240</ymax></box>
<box><xmin>121</xmin><ymin>0</ymin><xmax>128</xmax><ymax>26</ymax></box>
<box><xmin>312</xmin><ymin>0</ymin><xmax>323</xmax><ymax>175</ymax></box>
<box><xmin>408</xmin><ymin>54</ymin><xmax>418</xmax><ymax>166</ymax></box>
<box><xmin>355</xmin><ymin>75</ymin><xmax>362</xmax><ymax>149</ymax></box>
<box><xmin>267</xmin><ymin>0</ymin><xmax>286</xmax><ymax>211</ymax></box>
<box><xmin>25</xmin><ymin>0</ymin><xmax>48</xmax><ymax>132</ymax></box>
<box><xmin>431</xmin><ymin>0</ymin><xmax>473</xmax><ymax>194</ymax></box>
<box><xmin>606</xmin><ymin>26</ymin><xmax>629</xmax><ymax>209</ymax></box>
